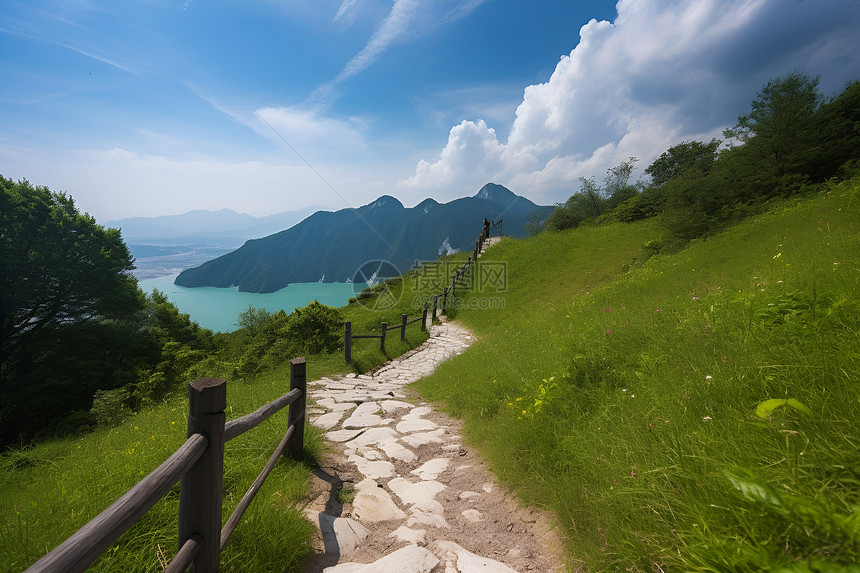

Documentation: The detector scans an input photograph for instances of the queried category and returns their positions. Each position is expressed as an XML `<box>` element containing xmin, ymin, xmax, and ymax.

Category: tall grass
<box><xmin>0</xmin><ymin>253</ymin><xmax>463</xmax><ymax>571</ymax></box>
<box><xmin>415</xmin><ymin>179</ymin><xmax>860</xmax><ymax>571</ymax></box>
<box><xmin>1</xmin><ymin>362</ymin><xmax>325</xmax><ymax>572</ymax></box>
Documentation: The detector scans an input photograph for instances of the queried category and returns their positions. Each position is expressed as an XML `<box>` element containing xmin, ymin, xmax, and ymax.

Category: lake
<box><xmin>139</xmin><ymin>275</ymin><xmax>365</xmax><ymax>333</ymax></box>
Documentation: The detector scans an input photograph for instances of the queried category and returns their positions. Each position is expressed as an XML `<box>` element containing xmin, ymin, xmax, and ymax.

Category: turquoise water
<box><xmin>139</xmin><ymin>275</ymin><xmax>366</xmax><ymax>333</ymax></box>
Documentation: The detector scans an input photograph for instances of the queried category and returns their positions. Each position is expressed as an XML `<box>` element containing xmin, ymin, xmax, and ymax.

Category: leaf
<box><xmin>723</xmin><ymin>470</ymin><xmax>784</xmax><ymax>510</ymax></box>
<box><xmin>755</xmin><ymin>398</ymin><xmax>812</xmax><ymax>419</ymax></box>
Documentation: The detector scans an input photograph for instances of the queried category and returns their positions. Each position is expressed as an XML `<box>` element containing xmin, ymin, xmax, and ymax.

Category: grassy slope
<box><xmin>0</xmin><ymin>254</ymin><xmax>449</xmax><ymax>571</ymax></box>
<box><xmin>0</xmin><ymin>363</ymin><xmax>333</xmax><ymax>572</ymax></box>
<box><xmin>414</xmin><ymin>180</ymin><xmax>860</xmax><ymax>571</ymax></box>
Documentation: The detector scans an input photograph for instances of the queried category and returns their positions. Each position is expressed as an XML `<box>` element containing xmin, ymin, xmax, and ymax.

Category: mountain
<box><xmin>174</xmin><ymin>183</ymin><xmax>553</xmax><ymax>293</ymax></box>
<box><xmin>107</xmin><ymin>207</ymin><xmax>320</xmax><ymax>280</ymax></box>
<box><xmin>107</xmin><ymin>206</ymin><xmax>321</xmax><ymax>242</ymax></box>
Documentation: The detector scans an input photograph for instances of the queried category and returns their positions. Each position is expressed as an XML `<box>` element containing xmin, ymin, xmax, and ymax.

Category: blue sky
<box><xmin>1</xmin><ymin>0</ymin><xmax>858</xmax><ymax>222</ymax></box>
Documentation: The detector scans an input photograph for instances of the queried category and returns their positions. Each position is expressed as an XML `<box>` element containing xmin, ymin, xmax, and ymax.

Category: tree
<box><xmin>645</xmin><ymin>139</ymin><xmax>721</xmax><ymax>187</ymax></box>
<box><xmin>604</xmin><ymin>157</ymin><xmax>640</xmax><ymax>209</ymax></box>
<box><xmin>809</xmin><ymin>80</ymin><xmax>860</xmax><ymax>180</ymax></box>
<box><xmin>236</xmin><ymin>304</ymin><xmax>274</xmax><ymax>336</ymax></box>
<box><xmin>723</xmin><ymin>71</ymin><xmax>822</xmax><ymax>193</ymax></box>
<box><xmin>1</xmin><ymin>176</ymin><xmax>146</xmax><ymax>444</ymax></box>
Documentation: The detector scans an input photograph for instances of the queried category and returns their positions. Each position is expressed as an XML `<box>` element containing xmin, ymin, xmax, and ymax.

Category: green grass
<box><xmin>0</xmin><ymin>242</ymin><xmax>463</xmax><ymax>572</ymax></box>
<box><xmin>0</xmin><ymin>258</ymin><xmax>456</xmax><ymax>572</ymax></box>
<box><xmin>339</xmin><ymin>252</ymin><xmax>471</xmax><ymax>372</ymax></box>
<box><xmin>1</xmin><ymin>361</ymin><xmax>327</xmax><ymax>572</ymax></box>
<box><xmin>414</xmin><ymin>179</ymin><xmax>860</xmax><ymax>571</ymax></box>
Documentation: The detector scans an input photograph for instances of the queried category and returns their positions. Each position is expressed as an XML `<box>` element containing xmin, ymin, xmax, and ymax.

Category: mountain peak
<box><xmin>475</xmin><ymin>183</ymin><xmax>515</xmax><ymax>201</ymax></box>
<box><xmin>363</xmin><ymin>195</ymin><xmax>404</xmax><ymax>210</ymax></box>
<box><xmin>473</xmin><ymin>183</ymin><xmax>539</xmax><ymax>212</ymax></box>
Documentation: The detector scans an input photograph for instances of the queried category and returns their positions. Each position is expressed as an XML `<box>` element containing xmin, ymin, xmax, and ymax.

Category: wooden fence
<box><xmin>24</xmin><ymin>358</ymin><xmax>308</xmax><ymax>573</ymax></box>
<box><xmin>346</xmin><ymin>219</ymin><xmax>491</xmax><ymax>363</ymax></box>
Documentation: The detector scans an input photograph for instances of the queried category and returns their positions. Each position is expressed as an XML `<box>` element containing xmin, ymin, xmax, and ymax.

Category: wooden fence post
<box><xmin>178</xmin><ymin>378</ymin><xmax>226</xmax><ymax>573</ymax></box>
<box><xmin>421</xmin><ymin>302</ymin><xmax>428</xmax><ymax>331</ymax></box>
<box><xmin>344</xmin><ymin>321</ymin><xmax>352</xmax><ymax>363</ymax></box>
<box><xmin>287</xmin><ymin>358</ymin><xmax>306</xmax><ymax>460</ymax></box>
<box><xmin>380</xmin><ymin>322</ymin><xmax>388</xmax><ymax>353</ymax></box>
<box><xmin>400</xmin><ymin>314</ymin><xmax>408</xmax><ymax>342</ymax></box>
<box><xmin>432</xmin><ymin>295</ymin><xmax>438</xmax><ymax>322</ymax></box>
<box><xmin>442</xmin><ymin>287</ymin><xmax>448</xmax><ymax>315</ymax></box>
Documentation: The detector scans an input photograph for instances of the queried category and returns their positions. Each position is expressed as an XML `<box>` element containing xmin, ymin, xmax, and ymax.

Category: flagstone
<box><xmin>376</xmin><ymin>440</ymin><xmax>418</xmax><ymax>463</ymax></box>
<box><xmin>431</xmin><ymin>540</ymin><xmax>519</xmax><ymax>573</ymax></box>
<box><xmin>401</xmin><ymin>428</ymin><xmax>446</xmax><ymax>448</ymax></box>
<box><xmin>326</xmin><ymin>429</ymin><xmax>364</xmax><ymax>442</ymax></box>
<box><xmin>343</xmin><ymin>426</ymin><xmax>399</xmax><ymax>449</ymax></box>
<box><xmin>348</xmin><ymin>455</ymin><xmax>396</xmax><ymax>480</ymax></box>
<box><xmin>323</xmin><ymin>544</ymin><xmax>439</xmax><ymax>573</ymax></box>
<box><xmin>388</xmin><ymin>525</ymin><xmax>426</xmax><ymax>545</ymax></box>
<box><xmin>351</xmin><ymin>479</ymin><xmax>406</xmax><ymax>522</ymax></box>
<box><xmin>410</xmin><ymin>458</ymin><xmax>450</xmax><ymax>481</ymax></box>
<box><xmin>380</xmin><ymin>399</ymin><xmax>413</xmax><ymax>413</ymax></box>
<box><xmin>388</xmin><ymin>477</ymin><xmax>446</xmax><ymax>506</ymax></box>
<box><xmin>312</xmin><ymin>411</ymin><xmax>346</xmax><ymax>430</ymax></box>
<box><xmin>304</xmin><ymin>510</ymin><xmax>368</xmax><ymax>556</ymax></box>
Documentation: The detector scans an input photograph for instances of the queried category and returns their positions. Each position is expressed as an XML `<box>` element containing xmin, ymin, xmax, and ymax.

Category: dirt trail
<box><xmin>300</xmin><ymin>313</ymin><xmax>565</xmax><ymax>572</ymax></box>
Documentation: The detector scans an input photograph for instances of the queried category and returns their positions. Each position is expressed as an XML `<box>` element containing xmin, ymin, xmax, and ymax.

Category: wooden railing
<box><xmin>25</xmin><ymin>358</ymin><xmax>308</xmax><ymax>573</ymax></box>
<box><xmin>344</xmin><ymin>305</ymin><xmax>428</xmax><ymax>363</ymax></box>
<box><xmin>345</xmin><ymin>220</ymin><xmax>492</xmax><ymax>363</ymax></box>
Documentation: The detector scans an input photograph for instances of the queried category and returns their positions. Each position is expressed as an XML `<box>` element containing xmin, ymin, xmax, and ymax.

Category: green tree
<box><xmin>645</xmin><ymin>139</ymin><xmax>721</xmax><ymax>187</ymax></box>
<box><xmin>723</xmin><ymin>71</ymin><xmax>822</xmax><ymax>196</ymax></box>
<box><xmin>237</xmin><ymin>305</ymin><xmax>274</xmax><ymax>336</ymax></box>
<box><xmin>809</xmin><ymin>80</ymin><xmax>860</xmax><ymax>180</ymax></box>
<box><xmin>0</xmin><ymin>176</ymin><xmax>146</xmax><ymax>444</ymax></box>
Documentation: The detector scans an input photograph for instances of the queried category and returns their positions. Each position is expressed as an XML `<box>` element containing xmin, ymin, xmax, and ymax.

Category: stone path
<box><xmin>301</xmin><ymin>317</ymin><xmax>562</xmax><ymax>572</ymax></box>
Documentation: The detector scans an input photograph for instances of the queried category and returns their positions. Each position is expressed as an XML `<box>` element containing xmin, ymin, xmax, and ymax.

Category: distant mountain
<box><xmin>107</xmin><ymin>207</ymin><xmax>321</xmax><ymax>280</ymax></box>
<box><xmin>174</xmin><ymin>183</ymin><xmax>552</xmax><ymax>293</ymax></box>
<box><xmin>107</xmin><ymin>206</ymin><xmax>321</xmax><ymax>242</ymax></box>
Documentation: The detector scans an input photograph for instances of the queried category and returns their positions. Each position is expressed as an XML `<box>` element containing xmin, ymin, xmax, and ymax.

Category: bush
<box><xmin>284</xmin><ymin>301</ymin><xmax>344</xmax><ymax>355</ymax></box>
<box><xmin>90</xmin><ymin>386</ymin><xmax>133</xmax><ymax>427</ymax></box>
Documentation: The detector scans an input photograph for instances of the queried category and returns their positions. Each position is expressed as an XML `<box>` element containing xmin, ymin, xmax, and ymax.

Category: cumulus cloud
<box><xmin>402</xmin><ymin>119</ymin><xmax>504</xmax><ymax>190</ymax></box>
<box><xmin>399</xmin><ymin>0</ymin><xmax>860</xmax><ymax>204</ymax></box>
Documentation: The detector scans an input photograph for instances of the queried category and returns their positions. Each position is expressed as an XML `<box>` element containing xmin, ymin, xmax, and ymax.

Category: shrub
<box><xmin>284</xmin><ymin>301</ymin><xmax>344</xmax><ymax>355</ymax></box>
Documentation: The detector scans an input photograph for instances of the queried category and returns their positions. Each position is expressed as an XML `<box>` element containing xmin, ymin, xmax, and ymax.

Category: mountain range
<box><xmin>107</xmin><ymin>206</ymin><xmax>321</xmax><ymax>242</ymax></box>
<box><xmin>174</xmin><ymin>183</ymin><xmax>552</xmax><ymax>293</ymax></box>
<box><xmin>107</xmin><ymin>206</ymin><xmax>320</xmax><ymax>280</ymax></box>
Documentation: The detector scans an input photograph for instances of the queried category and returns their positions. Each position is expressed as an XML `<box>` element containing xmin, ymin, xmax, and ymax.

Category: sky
<box><xmin>1</xmin><ymin>0</ymin><xmax>858</xmax><ymax>223</ymax></box>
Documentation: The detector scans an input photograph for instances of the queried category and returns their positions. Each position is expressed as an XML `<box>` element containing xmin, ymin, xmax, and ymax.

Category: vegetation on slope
<box><xmin>416</xmin><ymin>178</ymin><xmax>860</xmax><ymax>570</ymax></box>
<box><xmin>542</xmin><ymin>72</ymin><xmax>860</xmax><ymax>250</ymax></box>
<box><xmin>0</xmin><ymin>230</ymin><xmax>457</xmax><ymax>570</ymax></box>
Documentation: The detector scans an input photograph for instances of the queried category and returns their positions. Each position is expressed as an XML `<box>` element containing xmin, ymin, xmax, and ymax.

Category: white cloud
<box><xmin>334</xmin><ymin>0</ymin><xmax>361</xmax><ymax>24</ymax></box>
<box><xmin>313</xmin><ymin>0</ymin><xmax>488</xmax><ymax>103</ymax></box>
<box><xmin>255</xmin><ymin>106</ymin><xmax>367</xmax><ymax>155</ymax></box>
<box><xmin>400</xmin><ymin>120</ymin><xmax>504</xmax><ymax>191</ymax></box>
<box><xmin>400</xmin><ymin>0</ymin><xmax>860</xmax><ymax>204</ymax></box>
<box><xmin>312</xmin><ymin>0</ymin><xmax>418</xmax><ymax>102</ymax></box>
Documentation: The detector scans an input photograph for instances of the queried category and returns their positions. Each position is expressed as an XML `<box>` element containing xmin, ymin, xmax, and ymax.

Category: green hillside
<box><xmin>415</xmin><ymin>178</ymin><xmax>860</xmax><ymax>570</ymax></box>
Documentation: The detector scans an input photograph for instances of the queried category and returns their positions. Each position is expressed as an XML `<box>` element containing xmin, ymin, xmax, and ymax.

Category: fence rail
<box><xmin>25</xmin><ymin>358</ymin><xmax>308</xmax><ymax>573</ymax></box>
<box><xmin>346</xmin><ymin>219</ymin><xmax>493</xmax><ymax>363</ymax></box>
